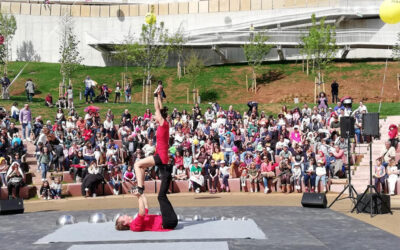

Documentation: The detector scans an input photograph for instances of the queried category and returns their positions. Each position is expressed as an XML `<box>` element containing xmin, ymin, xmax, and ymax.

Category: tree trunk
<box><xmin>306</xmin><ymin>59</ymin><xmax>309</xmax><ymax>76</ymax></box>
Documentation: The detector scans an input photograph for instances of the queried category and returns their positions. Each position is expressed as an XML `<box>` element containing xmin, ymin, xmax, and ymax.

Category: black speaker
<box><xmin>362</xmin><ymin>113</ymin><xmax>380</xmax><ymax>137</ymax></box>
<box><xmin>356</xmin><ymin>194</ymin><xmax>391</xmax><ymax>214</ymax></box>
<box><xmin>340</xmin><ymin>116</ymin><xmax>355</xmax><ymax>138</ymax></box>
<box><xmin>0</xmin><ymin>199</ymin><xmax>24</xmax><ymax>215</ymax></box>
<box><xmin>301</xmin><ymin>193</ymin><xmax>327</xmax><ymax>208</ymax></box>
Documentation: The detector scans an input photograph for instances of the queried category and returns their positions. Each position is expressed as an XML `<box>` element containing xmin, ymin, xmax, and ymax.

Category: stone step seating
<box><xmin>0</xmin><ymin>185</ymin><xmax>37</xmax><ymax>199</ymax></box>
<box><xmin>61</xmin><ymin>177</ymin><xmax>334</xmax><ymax>197</ymax></box>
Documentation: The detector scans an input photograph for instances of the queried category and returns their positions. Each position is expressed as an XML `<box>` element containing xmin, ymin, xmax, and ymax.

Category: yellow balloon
<box><xmin>379</xmin><ymin>0</ymin><xmax>400</xmax><ymax>24</ymax></box>
<box><xmin>145</xmin><ymin>12</ymin><xmax>156</xmax><ymax>25</ymax></box>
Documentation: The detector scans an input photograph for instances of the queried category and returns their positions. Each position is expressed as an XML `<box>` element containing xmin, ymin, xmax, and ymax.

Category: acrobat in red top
<box><xmin>155</xmin><ymin>121</ymin><xmax>169</xmax><ymax>165</ymax></box>
<box><xmin>130</xmin><ymin>209</ymin><xmax>172</xmax><ymax>232</ymax></box>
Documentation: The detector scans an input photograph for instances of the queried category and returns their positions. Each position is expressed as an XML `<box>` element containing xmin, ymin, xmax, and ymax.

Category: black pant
<box><xmin>8</xmin><ymin>182</ymin><xmax>21</xmax><ymax>198</ymax></box>
<box><xmin>332</xmin><ymin>93</ymin><xmax>338</xmax><ymax>103</ymax></box>
<box><xmin>158</xmin><ymin>165</ymin><xmax>178</xmax><ymax>229</ymax></box>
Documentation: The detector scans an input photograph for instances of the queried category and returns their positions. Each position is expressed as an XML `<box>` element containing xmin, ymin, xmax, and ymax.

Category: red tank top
<box><xmin>155</xmin><ymin>120</ymin><xmax>169</xmax><ymax>164</ymax></box>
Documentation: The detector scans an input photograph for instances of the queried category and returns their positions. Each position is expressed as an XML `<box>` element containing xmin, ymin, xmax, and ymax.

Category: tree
<box><xmin>0</xmin><ymin>13</ymin><xmax>17</xmax><ymax>74</ymax></box>
<box><xmin>59</xmin><ymin>15</ymin><xmax>83</xmax><ymax>86</ymax></box>
<box><xmin>242</xmin><ymin>31</ymin><xmax>273</xmax><ymax>92</ymax></box>
<box><xmin>168</xmin><ymin>25</ymin><xmax>186</xmax><ymax>79</ymax></box>
<box><xmin>185</xmin><ymin>51</ymin><xmax>204</xmax><ymax>104</ymax></box>
<box><xmin>392</xmin><ymin>32</ymin><xmax>400</xmax><ymax>62</ymax></box>
<box><xmin>300</xmin><ymin>13</ymin><xmax>337</xmax><ymax>79</ymax></box>
<box><xmin>114</xmin><ymin>20</ymin><xmax>171</xmax><ymax>104</ymax></box>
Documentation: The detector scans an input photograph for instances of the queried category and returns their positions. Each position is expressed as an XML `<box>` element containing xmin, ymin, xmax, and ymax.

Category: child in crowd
<box><xmin>248</xmin><ymin>163</ymin><xmax>259</xmax><ymax>192</ymax></box>
<box><xmin>373</xmin><ymin>158</ymin><xmax>386</xmax><ymax>192</ymax></box>
<box><xmin>50</xmin><ymin>177</ymin><xmax>62</xmax><ymax>199</ymax></box>
<box><xmin>315</xmin><ymin>160</ymin><xmax>327</xmax><ymax>193</ymax></box>
<box><xmin>239</xmin><ymin>163</ymin><xmax>248</xmax><ymax>191</ymax></box>
<box><xmin>292</xmin><ymin>162</ymin><xmax>302</xmax><ymax>193</ymax></box>
<box><xmin>123</xmin><ymin>165</ymin><xmax>136</xmax><ymax>189</ymax></box>
<box><xmin>387</xmin><ymin>159</ymin><xmax>399</xmax><ymax>196</ymax></box>
<box><xmin>40</xmin><ymin>180</ymin><xmax>51</xmax><ymax>200</ymax></box>
<box><xmin>38</xmin><ymin>146</ymin><xmax>52</xmax><ymax>182</ymax></box>
<box><xmin>110</xmin><ymin>166</ymin><xmax>122</xmax><ymax>195</ymax></box>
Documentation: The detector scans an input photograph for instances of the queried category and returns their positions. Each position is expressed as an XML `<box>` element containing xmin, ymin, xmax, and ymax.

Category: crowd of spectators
<box><xmin>0</xmin><ymin>94</ymin><xmax>399</xmax><ymax>200</ymax></box>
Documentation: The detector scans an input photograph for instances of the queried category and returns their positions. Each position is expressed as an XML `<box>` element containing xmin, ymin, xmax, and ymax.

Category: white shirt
<box><xmin>11</xmin><ymin>106</ymin><xmax>19</xmax><ymax>115</ymax></box>
<box><xmin>103</xmin><ymin>120</ymin><xmax>113</xmax><ymax>130</ymax></box>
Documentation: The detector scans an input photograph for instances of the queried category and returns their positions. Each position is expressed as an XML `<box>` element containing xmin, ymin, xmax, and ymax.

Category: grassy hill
<box><xmin>1</xmin><ymin>61</ymin><xmax>400</xmax><ymax>122</ymax></box>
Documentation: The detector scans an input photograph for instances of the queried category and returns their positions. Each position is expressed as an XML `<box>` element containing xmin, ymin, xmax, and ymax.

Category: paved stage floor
<box><xmin>1</xmin><ymin>205</ymin><xmax>400</xmax><ymax>250</ymax></box>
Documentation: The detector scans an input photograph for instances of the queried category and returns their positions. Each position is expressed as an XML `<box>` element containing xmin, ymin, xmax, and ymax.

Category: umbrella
<box><xmin>84</xmin><ymin>105</ymin><xmax>100</xmax><ymax>113</ymax></box>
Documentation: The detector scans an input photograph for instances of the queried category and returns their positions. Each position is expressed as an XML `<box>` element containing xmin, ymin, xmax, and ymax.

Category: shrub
<box><xmin>200</xmin><ymin>89</ymin><xmax>219</xmax><ymax>102</ymax></box>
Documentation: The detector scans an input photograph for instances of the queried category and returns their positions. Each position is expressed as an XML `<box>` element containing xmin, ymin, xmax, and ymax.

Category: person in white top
<box><xmin>315</xmin><ymin>159</ymin><xmax>327</xmax><ymax>193</ymax></box>
<box><xmin>103</xmin><ymin>116</ymin><xmax>114</xmax><ymax>138</ymax></box>
<box><xmin>66</xmin><ymin>85</ymin><xmax>74</xmax><ymax>109</ymax></box>
<box><xmin>380</xmin><ymin>141</ymin><xmax>396</xmax><ymax>165</ymax></box>
<box><xmin>387</xmin><ymin>159</ymin><xmax>399</xmax><ymax>196</ymax></box>
<box><xmin>352</xmin><ymin>101</ymin><xmax>368</xmax><ymax>115</ymax></box>
<box><xmin>10</xmin><ymin>102</ymin><xmax>19</xmax><ymax>121</ymax></box>
<box><xmin>142</xmin><ymin>140</ymin><xmax>155</xmax><ymax>157</ymax></box>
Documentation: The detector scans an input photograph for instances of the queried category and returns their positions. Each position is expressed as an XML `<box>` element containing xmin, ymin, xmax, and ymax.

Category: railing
<box><xmin>186</xmin><ymin>29</ymin><xmax>395</xmax><ymax>46</ymax></box>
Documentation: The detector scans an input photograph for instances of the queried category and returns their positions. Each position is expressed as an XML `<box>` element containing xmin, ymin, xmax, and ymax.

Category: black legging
<box><xmin>8</xmin><ymin>182</ymin><xmax>22</xmax><ymax>198</ymax></box>
<box><xmin>158</xmin><ymin>165</ymin><xmax>178</xmax><ymax>229</ymax></box>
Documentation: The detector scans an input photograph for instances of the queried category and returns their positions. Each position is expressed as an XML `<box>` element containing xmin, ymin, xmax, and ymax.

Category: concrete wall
<box><xmin>3</xmin><ymin>0</ymin><xmax>397</xmax><ymax>66</ymax></box>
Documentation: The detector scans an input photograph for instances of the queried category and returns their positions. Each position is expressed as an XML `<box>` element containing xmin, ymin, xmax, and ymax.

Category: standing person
<box><xmin>84</xmin><ymin>76</ymin><xmax>94</xmax><ymax>104</ymax></box>
<box><xmin>115</xmin><ymin>82</ymin><xmax>121</xmax><ymax>103</ymax></box>
<box><xmin>387</xmin><ymin>159</ymin><xmax>399</xmax><ymax>196</ymax></box>
<box><xmin>331</xmin><ymin>80</ymin><xmax>339</xmax><ymax>103</ymax></box>
<box><xmin>134</xmin><ymin>84</ymin><xmax>177</xmax><ymax>230</ymax></box>
<box><xmin>125</xmin><ymin>83</ymin><xmax>132</xmax><ymax>103</ymax></box>
<box><xmin>66</xmin><ymin>85</ymin><xmax>74</xmax><ymax>109</ymax></box>
<box><xmin>19</xmin><ymin>104</ymin><xmax>32</xmax><ymax>142</ymax></box>
<box><xmin>25</xmin><ymin>79</ymin><xmax>35</xmax><ymax>102</ymax></box>
<box><xmin>1</xmin><ymin>73</ymin><xmax>10</xmax><ymax>99</ymax></box>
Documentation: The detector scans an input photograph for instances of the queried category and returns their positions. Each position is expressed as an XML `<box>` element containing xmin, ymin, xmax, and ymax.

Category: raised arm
<box><xmin>154</xmin><ymin>87</ymin><xmax>164</xmax><ymax>124</ymax></box>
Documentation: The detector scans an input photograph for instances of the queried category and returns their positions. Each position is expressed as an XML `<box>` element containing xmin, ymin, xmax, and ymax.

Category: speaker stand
<box><xmin>329</xmin><ymin>132</ymin><xmax>358</xmax><ymax>208</ymax></box>
<box><xmin>351</xmin><ymin>141</ymin><xmax>392</xmax><ymax>217</ymax></box>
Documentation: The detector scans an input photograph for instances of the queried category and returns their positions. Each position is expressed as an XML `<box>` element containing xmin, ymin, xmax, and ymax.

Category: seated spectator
<box><xmin>10</xmin><ymin>102</ymin><xmax>19</xmax><ymax>122</ymax></box>
<box><xmin>388</xmin><ymin>124</ymin><xmax>398</xmax><ymax>148</ymax></box>
<box><xmin>260</xmin><ymin>157</ymin><xmax>276</xmax><ymax>194</ymax></box>
<box><xmin>50</xmin><ymin>177</ymin><xmax>62</xmax><ymax>199</ymax></box>
<box><xmin>123</xmin><ymin>165</ymin><xmax>136</xmax><ymax>189</ymax></box>
<box><xmin>292</xmin><ymin>162</ymin><xmax>302</xmax><ymax>193</ymax></box>
<box><xmin>373</xmin><ymin>158</ymin><xmax>386</xmax><ymax>193</ymax></box>
<box><xmin>304</xmin><ymin>158</ymin><xmax>317</xmax><ymax>193</ymax></box>
<box><xmin>174</xmin><ymin>165</ymin><xmax>188</xmax><ymax>181</ymax></box>
<box><xmin>6</xmin><ymin>162</ymin><xmax>25</xmax><ymax>200</ymax></box>
<box><xmin>45</xmin><ymin>93</ymin><xmax>53</xmax><ymax>107</ymax></box>
<box><xmin>0</xmin><ymin>157</ymin><xmax>8</xmax><ymax>187</ymax></box>
<box><xmin>248</xmin><ymin>162</ymin><xmax>259</xmax><ymax>192</ymax></box>
<box><xmin>82</xmin><ymin>162</ymin><xmax>104</xmax><ymax>197</ymax></box>
<box><xmin>189</xmin><ymin>160</ymin><xmax>204</xmax><ymax>193</ymax></box>
<box><xmin>110</xmin><ymin>166</ymin><xmax>122</xmax><ymax>195</ymax></box>
<box><xmin>278</xmin><ymin>158</ymin><xmax>292</xmax><ymax>193</ymax></box>
<box><xmin>183</xmin><ymin>150</ymin><xmax>192</xmax><ymax>171</ymax></box>
<box><xmin>207</xmin><ymin>160</ymin><xmax>219</xmax><ymax>193</ymax></box>
<box><xmin>315</xmin><ymin>160</ymin><xmax>327</xmax><ymax>193</ymax></box>
<box><xmin>40</xmin><ymin>180</ymin><xmax>51</xmax><ymax>200</ymax></box>
<box><xmin>387</xmin><ymin>159</ymin><xmax>399</xmax><ymax>196</ymax></box>
<box><xmin>219</xmin><ymin>160</ymin><xmax>230</xmax><ymax>192</ymax></box>
<box><xmin>71</xmin><ymin>150</ymin><xmax>87</xmax><ymax>182</ymax></box>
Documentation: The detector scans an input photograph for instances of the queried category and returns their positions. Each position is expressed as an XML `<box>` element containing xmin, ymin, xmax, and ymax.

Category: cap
<box><xmin>220</xmin><ymin>160</ymin><xmax>225</xmax><ymax>164</ymax></box>
<box><xmin>317</xmin><ymin>159</ymin><xmax>324</xmax><ymax>164</ymax></box>
<box><xmin>194</xmin><ymin>160</ymin><xmax>198</xmax><ymax>163</ymax></box>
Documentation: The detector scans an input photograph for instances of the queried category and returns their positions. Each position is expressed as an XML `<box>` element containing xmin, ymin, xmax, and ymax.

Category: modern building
<box><xmin>1</xmin><ymin>0</ymin><xmax>399</xmax><ymax>66</ymax></box>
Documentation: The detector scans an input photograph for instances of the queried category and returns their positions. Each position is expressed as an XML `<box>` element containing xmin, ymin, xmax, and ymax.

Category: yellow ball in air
<box><xmin>379</xmin><ymin>0</ymin><xmax>400</xmax><ymax>24</ymax></box>
<box><xmin>145</xmin><ymin>12</ymin><xmax>156</xmax><ymax>25</ymax></box>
